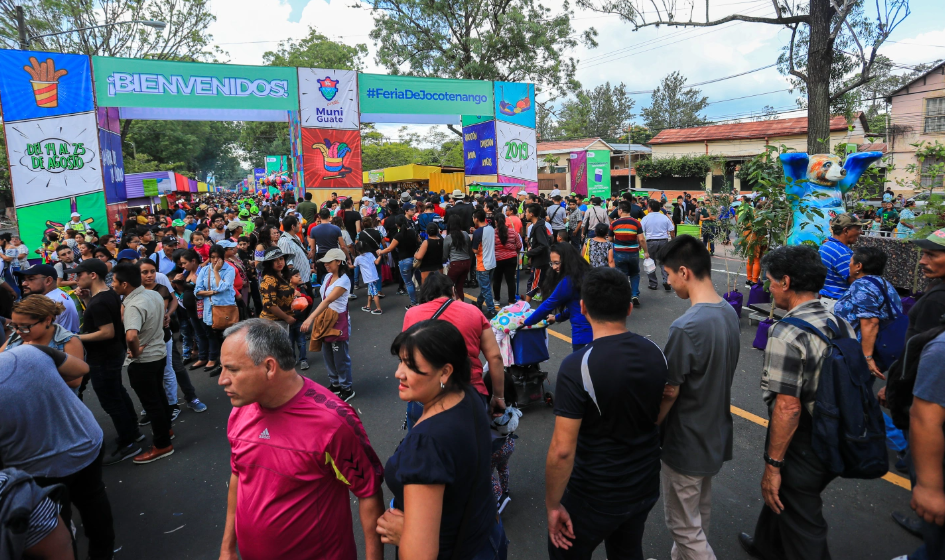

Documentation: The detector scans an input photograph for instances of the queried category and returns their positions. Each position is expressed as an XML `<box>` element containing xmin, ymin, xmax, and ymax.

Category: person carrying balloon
<box><xmin>288</xmin><ymin>268</ymin><xmax>313</xmax><ymax>371</ymax></box>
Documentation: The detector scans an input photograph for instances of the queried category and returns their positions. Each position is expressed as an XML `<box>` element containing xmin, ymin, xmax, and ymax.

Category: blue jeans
<box><xmin>289</xmin><ymin>320</ymin><xmax>308</xmax><ymax>362</ymax></box>
<box><xmin>613</xmin><ymin>252</ymin><xmax>640</xmax><ymax>298</ymax></box>
<box><xmin>323</xmin><ymin>340</ymin><xmax>352</xmax><ymax>388</ymax></box>
<box><xmin>398</xmin><ymin>258</ymin><xmax>417</xmax><ymax>305</ymax></box>
<box><xmin>163</xmin><ymin>340</ymin><xmax>179</xmax><ymax>406</ymax></box>
<box><xmin>476</xmin><ymin>269</ymin><xmax>495</xmax><ymax>313</ymax></box>
<box><xmin>884</xmin><ymin>411</ymin><xmax>908</xmax><ymax>452</ymax></box>
<box><xmin>179</xmin><ymin>309</ymin><xmax>194</xmax><ymax>359</ymax></box>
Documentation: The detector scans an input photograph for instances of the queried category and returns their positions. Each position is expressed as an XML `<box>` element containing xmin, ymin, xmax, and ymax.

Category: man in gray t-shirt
<box><xmin>656</xmin><ymin>236</ymin><xmax>740</xmax><ymax>560</ymax></box>
<box><xmin>0</xmin><ymin>344</ymin><xmax>116</xmax><ymax>558</ymax></box>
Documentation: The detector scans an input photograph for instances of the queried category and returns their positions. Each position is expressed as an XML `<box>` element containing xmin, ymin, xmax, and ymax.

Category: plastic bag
<box><xmin>642</xmin><ymin>258</ymin><xmax>656</xmax><ymax>274</ymax></box>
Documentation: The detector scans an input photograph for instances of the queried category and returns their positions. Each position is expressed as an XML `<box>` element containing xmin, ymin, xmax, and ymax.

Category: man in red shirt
<box><xmin>218</xmin><ymin>319</ymin><xmax>384</xmax><ymax>560</ymax></box>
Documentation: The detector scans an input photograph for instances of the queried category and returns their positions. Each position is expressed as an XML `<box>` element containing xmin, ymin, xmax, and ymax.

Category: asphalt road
<box><xmin>74</xmin><ymin>255</ymin><xmax>920</xmax><ymax>560</ymax></box>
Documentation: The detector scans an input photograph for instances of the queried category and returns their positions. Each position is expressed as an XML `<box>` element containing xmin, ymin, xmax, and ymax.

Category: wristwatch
<box><xmin>864</xmin><ymin>355</ymin><xmax>874</xmax><ymax>361</ymax></box>
<box><xmin>764</xmin><ymin>452</ymin><xmax>784</xmax><ymax>469</ymax></box>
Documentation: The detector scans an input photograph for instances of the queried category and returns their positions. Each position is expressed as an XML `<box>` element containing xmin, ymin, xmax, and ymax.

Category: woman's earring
<box><xmin>440</xmin><ymin>381</ymin><xmax>445</xmax><ymax>389</ymax></box>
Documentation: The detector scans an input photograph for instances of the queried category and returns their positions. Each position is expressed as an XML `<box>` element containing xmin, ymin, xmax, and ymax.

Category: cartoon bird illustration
<box><xmin>23</xmin><ymin>57</ymin><xmax>68</xmax><ymax>108</ymax></box>
<box><xmin>311</xmin><ymin>139</ymin><xmax>352</xmax><ymax>179</ymax></box>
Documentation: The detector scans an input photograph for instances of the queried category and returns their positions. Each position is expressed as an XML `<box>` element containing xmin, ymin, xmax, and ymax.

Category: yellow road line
<box><xmin>468</xmin><ymin>293</ymin><xmax>911</xmax><ymax>491</ymax></box>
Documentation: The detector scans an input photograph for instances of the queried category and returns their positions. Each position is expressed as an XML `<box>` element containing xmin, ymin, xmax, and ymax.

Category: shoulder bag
<box><xmin>861</xmin><ymin>276</ymin><xmax>909</xmax><ymax>370</ymax></box>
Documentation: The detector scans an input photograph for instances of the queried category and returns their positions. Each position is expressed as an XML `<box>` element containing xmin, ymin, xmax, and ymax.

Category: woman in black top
<box><xmin>376</xmin><ymin>215</ymin><xmax>421</xmax><ymax>308</ymax></box>
<box><xmin>377</xmin><ymin>319</ymin><xmax>506</xmax><ymax>560</ymax></box>
<box><xmin>414</xmin><ymin>222</ymin><xmax>445</xmax><ymax>285</ymax></box>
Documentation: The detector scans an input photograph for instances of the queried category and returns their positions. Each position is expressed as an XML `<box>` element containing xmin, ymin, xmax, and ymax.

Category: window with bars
<box><xmin>921</xmin><ymin>156</ymin><xmax>945</xmax><ymax>189</ymax></box>
<box><xmin>926</xmin><ymin>97</ymin><xmax>945</xmax><ymax>133</ymax></box>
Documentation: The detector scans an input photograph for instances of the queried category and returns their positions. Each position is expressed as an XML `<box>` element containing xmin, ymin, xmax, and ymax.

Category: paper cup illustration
<box><xmin>594</xmin><ymin>168</ymin><xmax>603</xmax><ymax>182</ymax></box>
<box><xmin>23</xmin><ymin>57</ymin><xmax>68</xmax><ymax>109</ymax></box>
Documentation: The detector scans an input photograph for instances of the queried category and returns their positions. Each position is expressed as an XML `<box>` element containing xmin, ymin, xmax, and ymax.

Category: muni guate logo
<box><xmin>105</xmin><ymin>72</ymin><xmax>290</xmax><ymax>98</ymax></box>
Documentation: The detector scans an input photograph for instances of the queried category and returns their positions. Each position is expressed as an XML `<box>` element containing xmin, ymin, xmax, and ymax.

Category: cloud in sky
<box><xmin>207</xmin><ymin>0</ymin><xmax>945</xmax><ymax>129</ymax></box>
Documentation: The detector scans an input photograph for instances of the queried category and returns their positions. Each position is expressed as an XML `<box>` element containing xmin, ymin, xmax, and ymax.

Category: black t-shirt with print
<box><xmin>553</xmin><ymin>331</ymin><xmax>667</xmax><ymax>504</ymax></box>
<box><xmin>81</xmin><ymin>289</ymin><xmax>126</xmax><ymax>356</ymax></box>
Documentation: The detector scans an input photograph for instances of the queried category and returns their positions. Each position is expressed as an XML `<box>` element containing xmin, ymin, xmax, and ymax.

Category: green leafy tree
<box><xmin>262</xmin><ymin>26</ymin><xmax>368</xmax><ymax>70</ymax></box>
<box><xmin>367</xmin><ymin>0</ymin><xmax>598</xmax><ymax>118</ymax></box>
<box><xmin>617</xmin><ymin>124</ymin><xmax>653</xmax><ymax>144</ymax></box>
<box><xmin>641</xmin><ymin>71</ymin><xmax>709</xmax><ymax>134</ymax></box>
<box><xmin>575</xmin><ymin>0</ymin><xmax>910</xmax><ymax>154</ymax></box>
<box><xmin>0</xmin><ymin>0</ymin><xmax>217</xmax><ymax>59</ymax></box>
<box><xmin>556</xmin><ymin>82</ymin><xmax>635</xmax><ymax>140</ymax></box>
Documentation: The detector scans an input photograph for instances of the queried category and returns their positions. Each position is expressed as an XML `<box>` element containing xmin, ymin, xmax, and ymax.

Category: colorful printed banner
<box><xmin>265</xmin><ymin>155</ymin><xmax>288</xmax><ymax>173</ymax></box>
<box><xmin>142</xmin><ymin>178</ymin><xmax>159</xmax><ymax>197</ymax></box>
<box><xmin>16</xmin><ymin>190</ymin><xmax>107</xmax><ymax>254</ymax></box>
<box><xmin>586</xmin><ymin>149</ymin><xmax>612</xmax><ymax>199</ymax></box>
<box><xmin>301</xmin><ymin>128</ymin><xmax>362</xmax><ymax>189</ymax></box>
<box><xmin>99</xmin><ymin>129</ymin><xmax>126</xmax><ymax>204</ymax></box>
<box><xmin>496</xmin><ymin>121</ymin><xmax>537</xmax><ymax>182</ymax></box>
<box><xmin>497</xmin><ymin>175</ymin><xmax>539</xmax><ymax>195</ymax></box>
<box><xmin>5</xmin><ymin>112</ymin><xmax>103</xmax><ymax>207</ymax></box>
<box><xmin>97</xmin><ymin>106</ymin><xmax>120</xmax><ymax>134</ymax></box>
<box><xmin>494</xmin><ymin>81</ymin><xmax>535</xmax><ymax>128</ymax></box>
<box><xmin>298</xmin><ymin>68</ymin><xmax>359</xmax><ymax>130</ymax></box>
<box><xmin>93</xmin><ymin>56</ymin><xmax>298</xmax><ymax>111</ymax></box>
<box><xmin>288</xmin><ymin>111</ymin><xmax>305</xmax><ymax>194</ymax></box>
<box><xmin>569</xmin><ymin>151</ymin><xmax>588</xmax><ymax>197</ymax></box>
<box><xmin>0</xmin><ymin>50</ymin><xmax>94</xmax><ymax>122</ymax></box>
<box><xmin>462</xmin><ymin>120</ymin><xmax>497</xmax><ymax>176</ymax></box>
<box><xmin>359</xmin><ymin>74</ymin><xmax>493</xmax><ymax>116</ymax></box>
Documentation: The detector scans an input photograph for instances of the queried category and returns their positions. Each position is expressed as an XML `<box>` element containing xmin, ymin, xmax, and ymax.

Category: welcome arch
<box><xmin>0</xmin><ymin>49</ymin><xmax>537</xmax><ymax>250</ymax></box>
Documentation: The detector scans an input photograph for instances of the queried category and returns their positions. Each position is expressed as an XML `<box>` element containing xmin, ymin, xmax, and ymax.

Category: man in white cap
<box><xmin>67</xmin><ymin>211</ymin><xmax>87</xmax><ymax>234</ymax></box>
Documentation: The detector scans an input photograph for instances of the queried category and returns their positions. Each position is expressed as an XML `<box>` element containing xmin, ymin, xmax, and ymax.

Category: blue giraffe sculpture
<box><xmin>780</xmin><ymin>151</ymin><xmax>883</xmax><ymax>245</ymax></box>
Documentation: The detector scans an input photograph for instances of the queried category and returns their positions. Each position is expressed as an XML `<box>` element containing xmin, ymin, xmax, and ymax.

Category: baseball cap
<box><xmin>162</xmin><ymin>235</ymin><xmax>179</xmax><ymax>245</ymax></box>
<box><xmin>912</xmin><ymin>228</ymin><xmax>945</xmax><ymax>251</ymax></box>
<box><xmin>171</xmin><ymin>219</ymin><xmax>185</xmax><ymax>227</ymax></box>
<box><xmin>591</xmin><ymin>196</ymin><xmax>602</xmax><ymax>205</ymax></box>
<box><xmin>831</xmin><ymin>214</ymin><xmax>870</xmax><ymax>230</ymax></box>
<box><xmin>70</xmin><ymin>212</ymin><xmax>80</xmax><ymax>218</ymax></box>
<box><xmin>226</xmin><ymin>220</ymin><xmax>243</xmax><ymax>231</ymax></box>
<box><xmin>216</xmin><ymin>239</ymin><xmax>237</xmax><ymax>249</ymax></box>
<box><xmin>117</xmin><ymin>249</ymin><xmax>140</xmax><ymax>261</ymax></box>
<box><xmin>72</xmin><ymin>258</ymin><xmax>108</xmax><ymax>278</ymax></box>
<box><xmin>402</xmin><ymin>202</ymin><xmax>415</xmax><ymax>211</ymax></box>
<box><xmin>317</xmin><ymin>248</ymin><xmax>347</xmax><ymax>263</ymax></box>
<box><xmin>15</xmin><ymin>264</ymin><xmax>57</xmax><ymax>278</ymax></box>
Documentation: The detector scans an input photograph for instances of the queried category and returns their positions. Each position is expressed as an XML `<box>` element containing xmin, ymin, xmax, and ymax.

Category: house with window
<box><xmin>885</xmin><ymin>62</ymin><xmax>945</xmax><ymax>193</ymax></box>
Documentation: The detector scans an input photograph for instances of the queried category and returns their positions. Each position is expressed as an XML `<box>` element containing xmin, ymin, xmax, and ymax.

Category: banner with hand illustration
<box><xmin>0</xmin><ymin>51</ymin><xmax>94</xmax><ymax>122</ymax></box>
<box><xmin>301</xmin><ymin>128</ymin><xmax>362</xmax><ymax>189</ymax></box>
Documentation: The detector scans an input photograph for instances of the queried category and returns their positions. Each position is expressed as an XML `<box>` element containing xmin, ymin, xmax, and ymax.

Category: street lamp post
<box><xmin>14</xmin><ymin>7</ymin><xmax>166</xmax><ymax>49</ymax></box>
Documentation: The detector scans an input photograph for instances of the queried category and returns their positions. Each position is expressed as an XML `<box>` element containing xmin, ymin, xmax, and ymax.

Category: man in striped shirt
<box><xmin>610</xmin><ymin>201</ymin><xmax>649</xmax><ymax>307</ymax></box>
<box><xmin>818</xmin><ymin>214</ymin><xmax>868</xmax><ymax>303</ymax></box>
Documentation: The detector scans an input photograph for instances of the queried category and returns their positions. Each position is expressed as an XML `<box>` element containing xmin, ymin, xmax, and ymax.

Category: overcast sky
<box><xmin>207</xmin><ymin>0</ymin><xmax>945</xmax><ymax>137</ymax></box>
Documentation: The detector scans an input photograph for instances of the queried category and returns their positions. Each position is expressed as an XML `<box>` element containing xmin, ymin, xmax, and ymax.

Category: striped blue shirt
<box><xmin>819</xmin><ymin>237</ymin><xmax>852</xmax><ymax>299</ymax></box>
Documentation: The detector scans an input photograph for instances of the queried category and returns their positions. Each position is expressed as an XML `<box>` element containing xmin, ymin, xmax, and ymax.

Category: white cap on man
<box><xmin>71</xmin><ymin>212</ymin><xmax>80</xmax><ymax>218</ymax></box>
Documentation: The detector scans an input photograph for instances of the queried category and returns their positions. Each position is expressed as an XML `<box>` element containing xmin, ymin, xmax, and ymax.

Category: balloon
<box><xmin>291</xmin><ymin>297</ymin><xmax>308</xmax><ymax>312</ymax></box>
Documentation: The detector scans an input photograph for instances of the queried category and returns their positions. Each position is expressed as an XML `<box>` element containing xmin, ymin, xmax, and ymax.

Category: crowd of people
<box><xmin>0</xmin><ymin>183</ymin><xmax>943</xmax><ymax>560</ymax></box>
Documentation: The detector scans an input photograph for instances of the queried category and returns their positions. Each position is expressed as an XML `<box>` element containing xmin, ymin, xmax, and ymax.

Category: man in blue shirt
<box><xmin>819</xmin><ymin>214</ymin><xmax>868</xmax><ymax>301</ymax></box>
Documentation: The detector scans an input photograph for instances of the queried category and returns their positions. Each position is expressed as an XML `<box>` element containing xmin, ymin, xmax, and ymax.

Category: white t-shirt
<box><xmin>209</xmin><ymin>229</ymin><xmax>227</xmax><ymax>243</ymax></box>
<box><xmin>320</xmin><ymin>273</ymin><xmax>350</xmax><ymax>313</ymax></box>
<box><xmin>156</xmin><ymin>272</ymin><xmax>174</xmax><ymax>292</ymax></box>
<box><xmin>641</xmin><ymin>212</ymin><xmax>675</xmax><ymax>240</ymax></box>
<box><xmin>354</xmin><ymin>254</ymin><xmax>379</xmax><ymax>284</ymax></box>
<box><xmin>45</xmin><ymin>288</ymin><xmax>80</xmax><ymax>333</ymax></box>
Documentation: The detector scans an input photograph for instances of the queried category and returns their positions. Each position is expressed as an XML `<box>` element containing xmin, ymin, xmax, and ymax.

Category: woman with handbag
<box><xmin>301</xmin><ymin>248</ymin><xmax>355</xmax><ymax>402</ymax></box>
<box><xmin>377</xmin><ymin>319</ymin><xmax>508</xmax><ymax>560</ymax></box>
<box><xmin>194</xmin><ymin>244</ymin><xmax>237</xmax><ymax>376</ymax></box>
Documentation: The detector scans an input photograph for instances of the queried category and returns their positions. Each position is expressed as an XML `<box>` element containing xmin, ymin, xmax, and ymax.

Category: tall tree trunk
<box><xmin>805</xmin><ymin>0</ymin><xmax>835</xmax><ymax>154</ymax></box>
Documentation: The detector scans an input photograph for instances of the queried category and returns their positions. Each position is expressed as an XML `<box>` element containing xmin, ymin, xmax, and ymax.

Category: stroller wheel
<box><xmin>544</xmin><ymin>392</ymin><xmax>554</xmax><ymax>407</ymax></box>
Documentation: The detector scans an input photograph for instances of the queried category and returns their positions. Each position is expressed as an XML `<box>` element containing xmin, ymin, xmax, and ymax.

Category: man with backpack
<box><xmin>738</xmin><ymin>245</ymin><xmax>860</xmax><ymax>560</ymax></box>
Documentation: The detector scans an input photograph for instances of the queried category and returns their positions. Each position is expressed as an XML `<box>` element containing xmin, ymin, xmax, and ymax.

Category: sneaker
<box><xmin>663</xmin><ymin>283</ymin><xmax>672</xmax><ymax>291</ymax></box>
<box><xmin>647</xmin><ymin>284</ymin><xmax>658</xmax><ymax>290</ymax></box>
<box><xmin>497</xmin><ymin>492</ymin><xmax>511</xmax><ymax>515</ymax></box>
<box><xmin>138</xmin><ymin>411</ymin><xmax>150</xmax><ymax>426</ymax></box>
<box><xmin>349</xmin><ymin>293</ymin><xmax>358</xmax><ymax>300</ymax></box>
<box><xmin>170</xmin><ymin>429</ymin><xmax>176</xmax><ymax>440</ymax></box>
<box><xmin>397</xmin><ymin>288</ymin><xmax>407</xmax><ymax>295</ymax></box>
<box><xmin>187</xmin><ymin>399</ymin><xmax>208</xmax><ymax>413</ymax></box>
<box><xmin>405</xmin><ymin>304</ymin><xmax>414</xmax><ymax>310</ymax></box>
<box><xmin>361</xmin><ymin>306</ymin><xmax>373</xmax><ymax>313</ymax></box>
<box><xmin>170</xmin><ymin>405</ymin><xmax>181</xmax><ymax>422</ymax></box>
<box><xmin>133</xmin><ymin>445</ymin><xmax>174</xmax><ymax>465</ymax></box>
<box><xmin>338</xmin><ymin>387</ymin><xmax>356</xmax><ymax>402</ymax></box>
<box><xmin>299</xmin><ymin>360</ymin><xmax>310</xmax><ymax>370</ymax></box>
<box><xmin>104</xmin><ymin>442</ymin><xmax>142</xmax><ymax>465</ymax></box>
<box><xmin>377</xmin><ymin>293</ymin><xmax>386</xmax><ymax>299</ymax></box>
<box><xmin>329</xmin><ymin>384</ymin><xmax>343</xmax><ymax>395</ymax></box>
<box><xmin>632</xmin><ymin>296</ymin><xmax>641</xmax><ymax>307</ymax></box>
<box><xmin>371</xmin><ymin>309</ymin><xmax>383</xmax><ymax>315</ymax></box>
<box><xmin>745</xmin><ymin>280</ymin><xmax>754</xmax><ymax>287</ymax></box>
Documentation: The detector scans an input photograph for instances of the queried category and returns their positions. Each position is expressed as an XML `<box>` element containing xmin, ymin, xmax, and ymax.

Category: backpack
<box><xmin>0</xmin><ymin>468</ymin><xmax>65</xmax><ymax>560</ymax></box>
<box><xmin>779</xmin><ymin>317</ymin><xmax>888</xmax><ymax>479</ymax></box>
<box><xmin>861</xmin><ymin>276</ymin><xmax>908</xmax><ymax>371</ymax></box>
<box><xmin>885</xmin><ymin>313</ymin><xmax>945</xmax><ymax>430</ymax></box>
